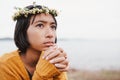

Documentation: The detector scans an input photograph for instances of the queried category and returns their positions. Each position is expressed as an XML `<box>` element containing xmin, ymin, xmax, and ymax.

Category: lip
<box><xmin>43</xmin><ymin>41</ymin><xmax>54</xmax><ymax>46</ymax></box>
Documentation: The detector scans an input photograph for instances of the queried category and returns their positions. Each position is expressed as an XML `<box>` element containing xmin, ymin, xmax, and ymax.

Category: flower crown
<box><xmin>12</xmin><ymin>3</ymin><xmax>58</xmax><ymax>21</ymax></box>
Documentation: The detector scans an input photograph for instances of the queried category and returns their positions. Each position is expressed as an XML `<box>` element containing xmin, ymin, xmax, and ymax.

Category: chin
<box><xmin>41</xmin><ymin>47</ymin><xmax>49</xmax><ymax>51</ymax></box>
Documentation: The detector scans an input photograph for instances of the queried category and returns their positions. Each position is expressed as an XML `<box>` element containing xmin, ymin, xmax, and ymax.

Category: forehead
<box><xmin>30</xmin><ymin>13</ymin><xmax>55</xmax><ymax>24</ymax></box>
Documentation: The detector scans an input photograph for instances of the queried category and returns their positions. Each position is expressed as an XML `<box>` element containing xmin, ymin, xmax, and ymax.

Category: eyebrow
<box><xmin>34</xmin><ymin>20</ymin><xmax>56</xmax><ymax>25</ymax></box>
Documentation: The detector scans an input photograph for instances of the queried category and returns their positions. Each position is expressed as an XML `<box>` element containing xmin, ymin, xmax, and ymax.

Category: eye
<box><xmin>51</xmin><ymin>25</ymin><xmax>57</xmax><ymax>30</ymax></box>
<box><xmin>36</xmin><ymin>23</ymin><xmax>44</xmax><ymax>28</ymax></box>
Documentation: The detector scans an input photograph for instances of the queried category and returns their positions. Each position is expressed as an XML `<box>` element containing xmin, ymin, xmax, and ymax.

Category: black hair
<box><xmin>14</xmin><ymin>5</ymin><xmax>57</xmax><ymax>53</ymax></box>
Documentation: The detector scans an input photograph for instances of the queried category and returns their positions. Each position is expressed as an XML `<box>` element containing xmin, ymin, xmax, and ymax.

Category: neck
<box><xmin>20</xmin><ymin>48</ymin><xmax>42</xmax><ymax>74</ymax></box>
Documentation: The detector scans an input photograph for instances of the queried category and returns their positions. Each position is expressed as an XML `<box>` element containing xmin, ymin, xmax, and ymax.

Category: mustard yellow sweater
<box><xmin>0</xmin><ymin>50</ymin><xmax>67</xmax><ymax>80</ymax></box>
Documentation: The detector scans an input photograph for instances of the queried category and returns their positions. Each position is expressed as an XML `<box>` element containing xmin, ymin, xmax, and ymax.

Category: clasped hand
<box><xmin>42</xmin><ymin>44</ymin><xmax>69</xmax><ymax>72</ymax></box>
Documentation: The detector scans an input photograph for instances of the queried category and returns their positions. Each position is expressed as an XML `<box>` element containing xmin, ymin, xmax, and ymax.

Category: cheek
<box><xmin>27</xmin><ymin>28</ymin><xmax>43</xmax><ymax>45</ymax></box>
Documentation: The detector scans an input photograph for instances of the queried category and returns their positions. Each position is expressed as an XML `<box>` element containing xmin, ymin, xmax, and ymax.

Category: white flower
<box><xmin>12</xmin><ymin>6</ymin><xmax>58</xmax><ymax>21</ymax></box>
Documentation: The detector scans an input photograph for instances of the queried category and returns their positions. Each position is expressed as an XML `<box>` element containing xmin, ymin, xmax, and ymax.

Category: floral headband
<box><xmin>12</xmin><ymin>3</ymin><xmax>58</xmax><ymax>21</ymax></box>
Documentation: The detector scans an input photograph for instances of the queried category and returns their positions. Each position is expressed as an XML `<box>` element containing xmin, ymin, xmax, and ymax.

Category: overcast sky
<box><xmin>0</xmin><ymin>0</ymin><xmax>120</xmax><ymax>40</ymax></box>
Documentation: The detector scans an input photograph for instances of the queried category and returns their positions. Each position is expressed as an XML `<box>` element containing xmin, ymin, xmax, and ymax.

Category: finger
<box><xmin>57</xmin><ymin>48</ymin><xmax>67</xmax><ymax>58</ymax></box>
<box><xmin>58</xmin><ymin>47</ymin><xmax>64</xmax><ymax>53</ymax></box>
<box><xmin>54</xmin><ymin>59</ymin><xmax>69</xmax><ymax>68</ymax></box>
<box><xmin>42</xmin><ymin>48</ymin><xmax>54</xmax><ymax>59</ymax></box>
<box><xmin>63</xmin><ymin>51</ymin><xmax>67</xmax><ymax>60</ymax></box>
<box><xmin>47</xmin><ymin>50</ymin><xmax>67</xmax><ymax>61</ymax></box>
<box><xmin>60</xmin><ymin>59</ymin><xmax>69</xmax><ymax>66</ymax></box>
<box><xmin>55</xmin><ymin>63</ymin><xmax>67</xmax><ymax>69</ymax></box>
<box><xmin>58</xmin><ymin>66</ymin><xmax>69</xmax><ymax>72</ymax></box>
<box><xmin>49</xmin><ymin>56</ymin><xmax>65</xmax><ymax>63</ymax></box>
<box><xmin>43</xmin><ymin>44</ymin><xmax>59</xmax><ymax>59</ymax></box>
<box><xmin>45</xmin><ymin>50</ymin><xmax>60</xmax><ymax>60</ymax></box>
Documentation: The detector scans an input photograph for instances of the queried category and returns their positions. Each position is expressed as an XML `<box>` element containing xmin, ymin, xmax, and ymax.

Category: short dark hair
<box><xmin>14</xmin><ymin>5</ymin><xmax>57</xmax><ymax>53</ymax></box>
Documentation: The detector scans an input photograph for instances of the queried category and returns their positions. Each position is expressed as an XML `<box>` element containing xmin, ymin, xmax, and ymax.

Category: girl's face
<box><xmin>27</xmin><ymin>13</ymin><xmax>57</xmax><ymax>51</ymax></box>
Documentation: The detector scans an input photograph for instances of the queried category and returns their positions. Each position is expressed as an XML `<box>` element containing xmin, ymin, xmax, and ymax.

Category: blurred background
<box><xmin>0</xmin><ymin>0</ymin><xmax>120</xmax><ymax>80</ymax></box>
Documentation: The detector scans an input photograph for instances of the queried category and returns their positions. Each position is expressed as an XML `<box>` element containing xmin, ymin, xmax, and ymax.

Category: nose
<box><xmin>45</xmin><ymin>28</ymin><xmax>54</xmax><ymax>39</ymax></box>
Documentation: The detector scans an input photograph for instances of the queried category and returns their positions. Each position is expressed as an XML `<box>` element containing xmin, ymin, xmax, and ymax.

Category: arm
<box><xmin>53</xmin><ymin>72</ymin><xmax>68</xmax><ymax>80</ymax></box>
<box><xmin>0</xmin><ymin>62</ymin><xmax>22</xmax><ymax>80</ymax></box>
<box><xmin>32</xmin><ymin>50</ymin><xmax>68</xmax><ymax>80</ymax></box>
<box><xmin>32</xmin><ymin>53</ymin><xmax>61</xmax><ymax>80</ymax></box>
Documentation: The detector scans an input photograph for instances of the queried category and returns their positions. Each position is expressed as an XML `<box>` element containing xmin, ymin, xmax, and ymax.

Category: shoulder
<box><xmin>0</xmin><ymin>50</ymin><xmax>29</xmax><ymax>79</ymax></box>
<box><xmin>0</xmin><ymin>50</ymin><xmax>20</xmax><ymax>64</ymax></box>
<box><xmin>0</xmin><ymin>50</ymin><xmax>23</xmax><ymax>72</ymax></box>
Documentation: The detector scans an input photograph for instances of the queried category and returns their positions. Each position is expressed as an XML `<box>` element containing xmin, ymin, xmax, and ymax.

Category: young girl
<box><xmin>0</xmin><ymin>3</ymin><xmax>69</xmax><ymax>80</ymax></box>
